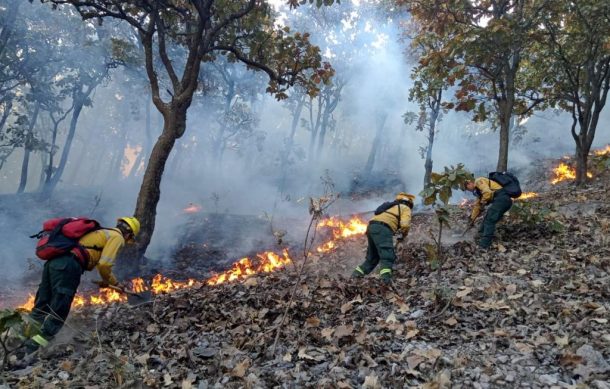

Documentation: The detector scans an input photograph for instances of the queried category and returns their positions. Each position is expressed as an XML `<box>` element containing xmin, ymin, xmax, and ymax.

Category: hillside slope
<box><xmin>6</xmin><ymin>175</ymin><xmax>610</xmax><ymax>388</ymax></box>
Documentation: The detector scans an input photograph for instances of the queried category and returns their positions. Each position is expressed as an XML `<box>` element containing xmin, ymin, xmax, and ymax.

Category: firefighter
<box><xmin>352</xmin><ymin>192</ymin><xmax>414</xmax><ymax>284</ymax></box>
<box><xmin>464</xmin><ymin>177</ymin><xmax>513</xmax><ymax>248</ymax></box>
<box><xmin>25</xmin><ymin>216</ymin><xmax>140</xmax><ymax>353</ymax></box>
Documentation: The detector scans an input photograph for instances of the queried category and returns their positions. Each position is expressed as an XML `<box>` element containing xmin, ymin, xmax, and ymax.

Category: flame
<box><xmin>15</xmin><ymin>216</ymin><xmax>368</xmax><ymax>310</ymax></box>
<box><xmin>183</xmin><ymin>203</ymin><xmax>202</xmax><ymax>213</ymax></box>
<box><xmin>551</xmin><ymin>163</ymin><xmax>593</xmax><ymax>184</ymax></box>
<box><xmin>458</xmin><ymin>198</ymin><xmax>471</xmax><ymax>208</ymax></box>
<box><xmin>516</xmin><ymin>192</ymin><xmax>538</xmax><ymax>200</ymax></box>
<box><xmin>316</xmin><ymin>216</ymin><xmax>367</xmax><ymax>253</ymax></box>
<box><xmin>593</xmin><ymin>145</ymin><xmax>610</xmax><ymax>156</ymax></box>
<box><xmin>18</xmin><ymin>294</ymin><xmax>35</xmax><ymax>311</ymax></box>
<box><xmin>206</xmin><ymin>249</ymin><xmax>292</xmax><ymax>285</ymax></box>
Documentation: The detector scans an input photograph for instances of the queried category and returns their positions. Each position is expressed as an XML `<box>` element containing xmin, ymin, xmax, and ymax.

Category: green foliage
<box><xmin>419</xmin><ymin>163</ymin><xmax>474</xmax><ymax>206</ymax></box>
<box><xmin>509</xmin><ymin>202</ymin><xmax>564</xmax><ymax>233</ymax></box>
<box><xmin>0</xmin><ymin>309</ymin><xmax>40</xmax><ymax>341</ymax></box>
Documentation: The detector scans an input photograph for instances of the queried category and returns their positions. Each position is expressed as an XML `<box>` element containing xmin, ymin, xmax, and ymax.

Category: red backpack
<box><xmin>30</xmin><ymin>217</ymin><xmax>102</xmax><ymax>269</ymax></box>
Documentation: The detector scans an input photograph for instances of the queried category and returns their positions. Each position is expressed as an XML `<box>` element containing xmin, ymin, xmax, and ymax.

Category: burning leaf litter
<box><xmin>17</xmin><ymin>216</ymin><xmax>368</xmax><ymax>311</ymax></box>
<box><xmin>7</xmin><ymin>175</ymin><xmax>610</xmax><ymax>387</ymax></box>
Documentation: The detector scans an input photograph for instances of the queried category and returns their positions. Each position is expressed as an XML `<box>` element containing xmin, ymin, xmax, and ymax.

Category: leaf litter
<box><xmin>4</xmin><ymin>174</ymin><xmax>610</xmax><ymax>388</ymax></box>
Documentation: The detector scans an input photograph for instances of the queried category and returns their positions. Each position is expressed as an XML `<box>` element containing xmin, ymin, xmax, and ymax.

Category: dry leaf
<box><xmin>321</xmin><ymin>327</ymin><xmax>334</xmax><ymax>340</ymax></box>
<box><xmin>340</xmin><ymin>302</ymin><xmax>353</xmax><ymax>314</ymax></box>
<box><xmin>305</xmin><ymin>316</ymin><xmax>320</xmax><ymax>328</ymax></box>
<box><xmin>297</xmin><ymin>347</ymin><xmax>316</xmax><ymax>360</ymax></box>
<box><xmin>386</xmin><ymin>312</ymin><xmax>398</xmax><ymax>324</ymax></box>
<box><xmin>406</xmin><ymin>329</ymin><xmax>419</xmax><ymax>339</ymax></box>
<box><xmin>362</xmin><ymin>373</ymin><xmax>381</xmax><ymax>389</ymax></box>
<box><xmin>444</xmin><ymin>317</ymin><xmax>458</xmax><ymax>326</ymax></box>
<box><xmin>456</xmin><ymin>287</ymin><xmax>472</xmax><ymax>298</ymax></box>
<box><xmin>334</xmin><ymin>324</ymin><xmax>353</xmax><ymax>338</ymax></box>
<box><xmin>231</xmin><ymin>359</ymin><xmax>250</xmax><ymax>377</ymax></box>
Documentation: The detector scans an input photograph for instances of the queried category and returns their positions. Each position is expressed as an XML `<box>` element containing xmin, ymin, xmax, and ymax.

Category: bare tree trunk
<box><xmin>128</xmin><ymin>98</ymin><xmax>151</xmax><ymax>179</ymax></box>
<box><xmin>0</xmin><ymin>1</ymin><xmax>20</xmax><ymax>58</ymax></box>
<box><xmin>279</xmin><ymin>96</ymin><xmax>305</xmax><ymax>195</ymax></box>
<box><xmin>363</xmin><ymin>113</ymin><xmax>388</xmax><ymax>178</ymax></box>
<box><xmin>17</xmin><ymin>102</ymin><xmax>40</xmax><ymax>193</ymax></box>
<box><xmin>45</xmin><ymin>91</ymin><xmax>87</xmax><ymax>192</ymax></box>
<box><xmin>133</xmin><ymin>108</ymin><xmax>186</xmax><ymax>255</ymax></box>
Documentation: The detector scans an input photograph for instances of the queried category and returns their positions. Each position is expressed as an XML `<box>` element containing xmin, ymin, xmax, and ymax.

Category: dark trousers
<box><xmin>480</xmin><ymin>192</ymin><xmax>513</xmax><ymax>248</ymax></box>
<box><xmin>31</xmin><ymin>255</ymin><xmax>82</xmax><ymax>338</ymax></box>
<box><xmin>357</xmin><ymin>222</ymin><xmax>396</xmax><ymax>274</ymax></box>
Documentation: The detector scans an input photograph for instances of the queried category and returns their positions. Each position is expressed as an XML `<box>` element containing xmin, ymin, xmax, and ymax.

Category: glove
<box><xmin>93</xmin><ymin>280</ymin><xmax>109</xmax><ymax>288</ymax></box>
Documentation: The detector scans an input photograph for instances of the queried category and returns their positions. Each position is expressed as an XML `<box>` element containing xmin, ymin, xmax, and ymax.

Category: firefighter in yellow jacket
<box><xmin>26</xmin><ymin>217</ymin><xmax>140</xmax><ymax>353</ymax></box>
<box><xmin>465</xmin><ymin>177</ymin><xmax>513</xmax><ymax>248</ymax></box>
<box><xmin>352</xmin><ymin>193</ymin><xmax>414</xmax><ymax>283</ymax></box>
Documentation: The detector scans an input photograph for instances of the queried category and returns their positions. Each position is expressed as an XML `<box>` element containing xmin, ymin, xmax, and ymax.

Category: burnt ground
<box><xmin>2</xmin><ymin>171</ymin><xmax>610</xmax><ymax>388</ymax></box>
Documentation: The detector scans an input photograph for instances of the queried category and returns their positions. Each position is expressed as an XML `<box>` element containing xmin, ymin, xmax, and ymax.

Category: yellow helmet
<box><xmin>117</xmin><ymin>216</ymin><xmax>140</xmax><ymax>237</ymax></box>
<box><xmin>396</xmin><ymin>192</ymin><xmax>416</xmax><ymax>203</ymax></box>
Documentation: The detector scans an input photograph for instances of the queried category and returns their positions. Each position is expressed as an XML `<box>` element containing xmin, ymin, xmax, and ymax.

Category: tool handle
<box><xmin>93</xmin><ymin>280</ymin><xmax>136</xmax><ymax>296</ymax></box>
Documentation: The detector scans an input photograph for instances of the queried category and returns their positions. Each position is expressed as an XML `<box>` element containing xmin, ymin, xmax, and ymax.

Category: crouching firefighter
<box><xmin>352</xmin><ymin>192</ymin><xmax>415</xmax><ymax>284</ymax></box>
<box><xmin>24</xmin><ymin>216</ymin><xmax>140</xmax><ymax>353</ymax></box>
<box><xmin>464</xmin><ymin>172</ymin><xmax>521</xmax><ymax>249</ymax></box>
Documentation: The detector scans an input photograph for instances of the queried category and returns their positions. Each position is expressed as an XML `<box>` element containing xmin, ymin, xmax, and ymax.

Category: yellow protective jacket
<box><xmin>471</xmin><ymin>177</ymin><xmax>503</xmax><ymax>221</ymax></box>
<box><xmin>370</xmin><ymin>203</ymin><xmax>412</xmax><ymax>235</ymax></box>
<box><xmin>79</xmin><ymin>228</ymin><xmax>125</xmax><ymax>285</ymax></box>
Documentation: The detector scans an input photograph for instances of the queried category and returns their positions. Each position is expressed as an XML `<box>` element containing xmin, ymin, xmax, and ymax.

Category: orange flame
<box><xmin>16</xmin><ymin>216</ymin><xmax>368</xmax><ymax>310</ymax></box>
<box><xmin>551</xmin><ymin>163</ymin><xmax>592</xmax><ymax>184</ymax></box>
<box><xmin>516</xmin><ymin>192</ymin><xmax>538</xmax><ymax>200</ymax></box>
<box><xmin>593</xmin><ymin>145</ymin><xmax>610</xmax><ymax>156</ymax></box>
<box><xmin>183</xmin><ymin>203</ymin><xmax>202</xmax><ymax>213</ymax></box>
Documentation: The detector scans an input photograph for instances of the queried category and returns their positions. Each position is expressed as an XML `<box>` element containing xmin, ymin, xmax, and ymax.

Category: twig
<box><xmin>426</xmin><ymin>296</ymin><xmax>454</xmax><ymax>322</ymax></box>
<box><xmin>271</xmin><ymin>213</ymin><xmax>320</xmax><ymax>355</ymax></box>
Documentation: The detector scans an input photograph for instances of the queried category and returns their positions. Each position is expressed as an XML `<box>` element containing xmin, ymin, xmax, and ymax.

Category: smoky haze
<box><xmin>0</xmin><ymin>1</ymin><xmax>609</xmax><ymax>292</ymax></box>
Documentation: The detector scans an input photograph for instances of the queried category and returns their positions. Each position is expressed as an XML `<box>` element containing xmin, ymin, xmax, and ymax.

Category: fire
<box><xmin>183</xmin><ymin>203</ymin><xmax>202</xmax><ymax>213</ymax></box>
<box><xmin>593</xmin><ymin>145</ymin><xmax>610</xmax><ymax>156</ymax></box>
<box><xmin>516</xmin><ymin>192</ymin><xmax>538</xmax><ymax>200</ymax></box>
<box><xmin>16</xmin><ymin>216</ymin><xmax>368</xmax><ymax>310</ymax></box>
<box><xmin>207</xmin><ymin>249</ymin><xmax>292</xmax><ymax>285</ymax></box>
<box><xmin>317</xmin><ymin>216</ymin><xmax>368</xmax><ymax>239</ymax></box>
<box><xmin>551</xmin><ymin>163</ymin><xmax>592</xmax><ymax>184</ymax></box>
<box><xmin>18</xmin><ymin>294</ymin><xmax>35</xmax><ymax>311</ymax></box>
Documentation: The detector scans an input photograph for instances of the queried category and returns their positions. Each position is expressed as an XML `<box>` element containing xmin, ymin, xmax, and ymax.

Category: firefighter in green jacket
<box><xmin>352</xmin><ymin>192</ymin><xmax>415</xmax><ymax>283</ymax></box>
<box><xmin>464</xmin><ymin>177</ymin><xmax>513</xmax><ymax>248</ymax></box>
<box><xmin>25</xmin><ymin>216</ymin><xmax>140</xmax><ymax>354</ymax></box>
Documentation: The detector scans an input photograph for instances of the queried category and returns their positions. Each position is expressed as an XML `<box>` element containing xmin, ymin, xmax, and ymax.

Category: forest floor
<box><xmin>3</xmin><ymin>170</ymin><xmax>610</xmax><ymax>388</ymax></box>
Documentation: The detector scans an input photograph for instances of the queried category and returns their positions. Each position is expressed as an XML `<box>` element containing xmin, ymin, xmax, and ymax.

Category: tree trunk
<box><xmin>45</xmin><ymin>94</ymin><xmax>85</xmax><ymax>192</ymax></box>
<box><xmin>279</xmin><ymin>96</ymin><xmax>305</xmax><ymax>195</ymax></box>
<box><xmin>423</xmin><ymin>96</ymin><xmax>441</xmax><ymax>188</ymax></box>
<box><xmin>496</xmin><ymin>103</ymin><xmax>511</xmax><ymax>172</ymax></box>
<box><xmin>315</xmin><ymin>112</ymin><xmax>330</xmax><ymax>160</ymax></box>
<box><xmin>17</xmin><ymin>102</ymin><xmax>40</xmax><ymax>193</ymax></box>
<box><xmin>45</xmin><ymin>120</ymin><xmax>61</xmax><ymax>184</ymax></box>
<box><xmin>133</xmin><ymin>109</ymin><xmax>186</xmax><ymax>255</ymax></box>
<box><xmin>574</xmin><ymin>140</ymin><xmax>589</xmax><ymax>186</ymax></box>
<box><xmin>0</xmin><ymin>1</ymin><xmax>20</xmax><ymax>58</ymax></box>
<box><xmin>363</xmin><ymin>113</ymin><xmax>387</xmax><ymax>178</ymax></box>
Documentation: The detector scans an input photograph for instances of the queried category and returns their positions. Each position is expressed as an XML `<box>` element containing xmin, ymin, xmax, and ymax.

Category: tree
<box><xmin>43</xmin><ymin>0</ymin><xmax>334</xmax><ymax>256</ymax></box>
<box><xmin>540</xmin><ymin>1</ymin><xmax>610</xmax><ymax>185</ymax></box>
<box><xmin>404</xmin><ymin>25</ymin><xmax>449</xmax><ymax>189</ymax></box>
<box><xmin>403</xmin><ymin>0</ymin><xmax>548</xmax><ymax>171</ymax></box>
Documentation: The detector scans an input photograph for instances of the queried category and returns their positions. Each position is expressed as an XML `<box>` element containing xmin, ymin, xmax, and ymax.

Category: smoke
<box><xmin>0</xmin><ymin>0</ymin><xmax>609</xmax><ymax>291</ymax></box>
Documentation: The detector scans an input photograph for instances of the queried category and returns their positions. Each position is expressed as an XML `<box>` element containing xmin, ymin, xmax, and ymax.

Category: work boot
<box><xmin>379</xmin><ymin>268</ymin><xmax>392</xmax><ymax>284</ymax></box>
<box><xmin>351</xmin><ymin>266</ymin><xmax>365</xmax><ymax>279</ymax></box>
<box><xmin>23</xmin><ymin>339</ymin><xmax>39</xmax><ymax>354</ymax></box>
